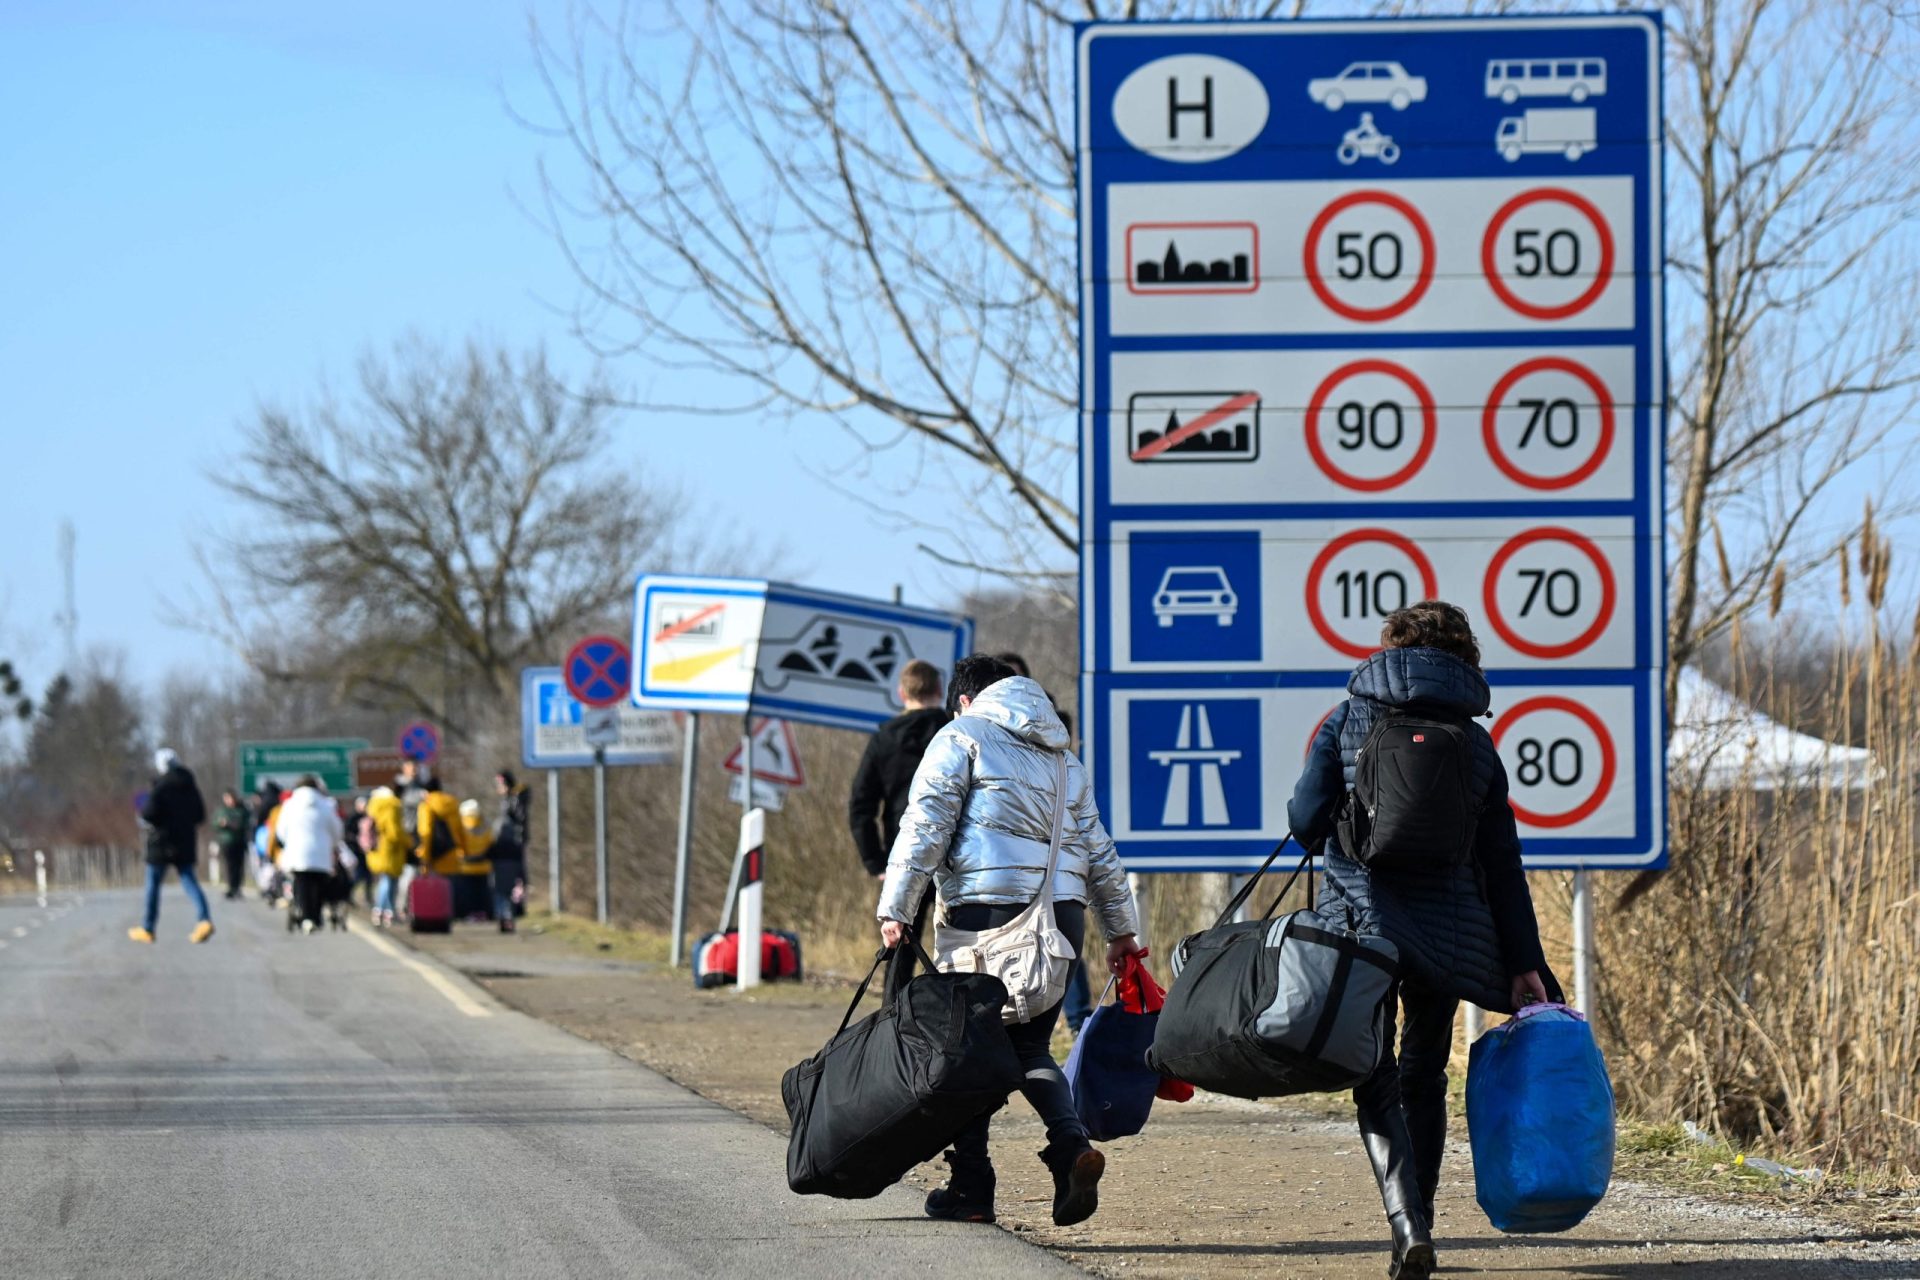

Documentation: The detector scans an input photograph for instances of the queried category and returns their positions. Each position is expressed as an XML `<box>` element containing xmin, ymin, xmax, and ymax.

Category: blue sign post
<box><xmin>1078</xmin><ymin>15</ymin><xmax>1666</xmax><ymax>873</ymax></box>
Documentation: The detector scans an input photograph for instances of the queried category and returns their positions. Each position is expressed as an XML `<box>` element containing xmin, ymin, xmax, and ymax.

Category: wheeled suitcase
<box><xmin>692</xmin><ymin>929</ymin><xmax>804</xmax><ymax>988</ymax></box>
<box><xmin>783</xmin><ymin>939</ymin><xmax>1022</xmax><ymax>1199</ymax></box>
<box><xmin>408</xmin><ymin>872</ymin><xmax>453</xmax><ymax>933</ymax></box>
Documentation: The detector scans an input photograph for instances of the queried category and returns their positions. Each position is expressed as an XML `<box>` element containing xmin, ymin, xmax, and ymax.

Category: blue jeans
<box><xmin>491</xmin><ymin>860</ymin><xmax>524</xmax><ymax>923</ymax></box>
<box><xmin>374</xmin><ymin>874</ymin><xmax>398</xmax><ymax>915</ymax></box>
<box><xmin>143</xmin><ymin>863</ymin><xmax>210</xmax><ymax>932</ymax></box>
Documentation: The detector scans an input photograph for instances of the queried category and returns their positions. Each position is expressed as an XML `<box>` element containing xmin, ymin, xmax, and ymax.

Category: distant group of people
<box><xmin>131</xmin><ymin>747</ymin><xmax>534</xmax><ymax>940</ymax></box>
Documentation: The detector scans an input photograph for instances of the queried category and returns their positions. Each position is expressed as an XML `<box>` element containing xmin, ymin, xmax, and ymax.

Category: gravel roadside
<box><xmin>404</xmin><ymin>919</ymin><xmax>1920</xmax><ymax>1279</ymax></box>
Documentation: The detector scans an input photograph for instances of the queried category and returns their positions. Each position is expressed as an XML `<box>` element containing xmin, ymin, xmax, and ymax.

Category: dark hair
<box><xmin>897</xmin><ymin>659</ymin><xmax>942</xmax><ymax>703</ymax></box>
<box><xmin>496</xmin><ymin>770</ymin><xmax>516</xmax><ymax>789</ymax></box>
<box><xmin>1379</xmin><ymin>600</ymin><xmax>1482</xmax><ymax>669</ymax></box>
<box><xmin>947</xmin><ymin>654</ymin><xmax>1018</xmax><ymax>714</ymax></box>
<box><xmin>993</xmin><ymin>651</ymin><xmax>1031</xmax><ymax>678</ymax></box>
<box><xmin>296</xmin><ymin>774</ymin><xmax>321</xmax><ymax>790</ymax></box>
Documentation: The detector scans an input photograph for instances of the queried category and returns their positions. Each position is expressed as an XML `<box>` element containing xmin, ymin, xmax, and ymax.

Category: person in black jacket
<box><xmin>490</xmin><ymin>770</ymin><xmax>532</xmax><ymax>933</ymax></box>
<box><xmin>132</xmin><ymin>748</ymin><xmax>214</xmax><ymax>944</ymax></box>
<box><xmin>848</xmin><ymin>659</ymin><xmax>950</xmax><ymax>879</ymax></box>
<box><xmin>1288</xmin><ymin>602</ymin><xmax>1558</xmax><ymax>1280</ymax></box>
<box><xmin>212</xmin><ymin>790</ymin><xmax>250</xmax><ymax>900</ymax></box>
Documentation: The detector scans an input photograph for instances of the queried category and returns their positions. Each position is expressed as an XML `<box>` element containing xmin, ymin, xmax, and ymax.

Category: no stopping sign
<box><xmin>1491</xmin><ymin>696</ymin><xmax>1617</xmax><ymax>828</ymax></box>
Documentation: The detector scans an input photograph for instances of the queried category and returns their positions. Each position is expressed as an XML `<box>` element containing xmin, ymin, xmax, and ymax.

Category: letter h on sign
<box><xmin>1168</xmin><ymin>75</ymin><xmax>1214</xmax><ymax>140</ymax></box>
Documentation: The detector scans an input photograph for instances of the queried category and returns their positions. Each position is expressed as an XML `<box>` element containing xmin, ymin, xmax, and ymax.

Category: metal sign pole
<box><xmin>594</xmin><ymin>746</ymin><xmax>609</xmax><ymax>925</ymax></box>
<box><xmin>717</xmin><ymin>715</ymin><xmax>754</xmax><ymax>933</ymax></box>
<box><xmin>1572</xmin><ymin>869</ymin><xmax>1595</xmax><ymax>1013</ymax></box>
<box><xmin>547</xmin><ymin>769</ymin><xmax>562</xmax><ymax>914</ymax></box>
<box><xmin>670</xmin><ymin>713</ymin><xmax>700</xmax><ymax>967</ymax></box>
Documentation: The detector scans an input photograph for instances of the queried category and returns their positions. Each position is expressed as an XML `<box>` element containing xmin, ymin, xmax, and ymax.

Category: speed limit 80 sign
<box><xmin>1080</xmin><ymin>13</ymin><xmax>1666</xmax><ymax>871</ymax></box>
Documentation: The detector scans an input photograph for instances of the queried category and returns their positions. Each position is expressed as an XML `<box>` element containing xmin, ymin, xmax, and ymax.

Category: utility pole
<box><xmin>55</xmin><ymin>520</ymin><xmax>77</xmax><ymax>670</ymax></box>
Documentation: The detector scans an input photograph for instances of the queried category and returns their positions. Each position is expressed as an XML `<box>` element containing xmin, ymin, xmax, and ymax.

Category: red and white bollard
<box><xmin>736</xmin><ymin>808</ymin><xmax>765</xmax><ymax>990</ymax></box>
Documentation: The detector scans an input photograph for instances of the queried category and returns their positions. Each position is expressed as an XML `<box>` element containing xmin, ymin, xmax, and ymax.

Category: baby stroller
<box><xmin>286</xmin><ymin>844</ymin><xmax>355</xmax><ymax>934</ymax></box>
<box><xmin>253</xmin><ymin>825</ymin><xmax>287</xmax><ymax>905</ymax></box>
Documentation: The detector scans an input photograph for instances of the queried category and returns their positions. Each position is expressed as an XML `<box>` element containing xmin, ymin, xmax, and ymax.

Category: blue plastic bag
<box><xmin>1063</xmin><ymin>955</ymin><xmax>1169</xmax><ymax>1141</ymax></box>
<box><xmin>1466</xmin><ymin>1003</ymin><xmax>1615</xmax><ymax>1233</ymax></box>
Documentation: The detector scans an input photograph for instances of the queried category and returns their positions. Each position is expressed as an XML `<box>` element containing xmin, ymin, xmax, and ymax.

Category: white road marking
<box><xmin>351</xmin><ymin>926</ymin><xmax>493</xmax><ymax>1019</ymax></box>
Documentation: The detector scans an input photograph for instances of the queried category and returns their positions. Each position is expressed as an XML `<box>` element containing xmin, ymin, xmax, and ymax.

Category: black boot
<box><xmin>1359</xmin><ymin>1105</ymin><xmax>1434</xmax><ymax>1279</ymax></box>
<box><xmin>924</xmin><ymin>1150</ymin><xmax>995</xmax><ymax>1223</ymax></box>
<box><xmin>1403</xmin><ymin>1089</ymin><xmax>1448</xmax><ymax>1230</ymax></box>
<box><xmin>1039</xmin><ymin>1140</ymin><xmax>1105</xmax><ymax>1227</ymax></box>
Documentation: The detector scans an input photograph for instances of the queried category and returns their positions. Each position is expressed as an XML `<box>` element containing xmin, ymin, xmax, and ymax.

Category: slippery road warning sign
<box><xmin>1079</xmin><ymin>14</ymin><xmax>1666</xmax><ymax>872</ymax></box>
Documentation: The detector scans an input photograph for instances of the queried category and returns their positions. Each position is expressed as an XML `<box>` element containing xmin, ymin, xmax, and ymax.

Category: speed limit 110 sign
<box><xmin>1077</xmin><ymin>14</ymin><xmax>1666</xmax><ymax>872</ymax></box>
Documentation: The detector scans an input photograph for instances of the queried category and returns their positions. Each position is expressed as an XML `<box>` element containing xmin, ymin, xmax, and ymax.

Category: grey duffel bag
<box><xmin>1148</xmin><ymin>844</ymin><xmax>1400</xmax><ymax>1100</ymax></box>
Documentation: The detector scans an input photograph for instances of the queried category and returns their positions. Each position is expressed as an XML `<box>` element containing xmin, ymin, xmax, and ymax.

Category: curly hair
<box><xmin>1379</xmin><ymin>600</ymin><xmax>1482</xmax><ymax>669</ymax></box>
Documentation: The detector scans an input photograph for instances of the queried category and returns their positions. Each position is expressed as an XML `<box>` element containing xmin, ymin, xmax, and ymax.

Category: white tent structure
<box><xmin>1669</xmin><ymin>667</ymin><xmax>1875</xmax><ymax>791</ymax></box>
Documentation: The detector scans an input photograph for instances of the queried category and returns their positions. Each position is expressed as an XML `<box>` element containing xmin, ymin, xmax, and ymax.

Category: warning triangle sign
<box><xmin>722</xmin><ymin>717</ymin><xmax>806</xmax><ymax>787</ymax></box>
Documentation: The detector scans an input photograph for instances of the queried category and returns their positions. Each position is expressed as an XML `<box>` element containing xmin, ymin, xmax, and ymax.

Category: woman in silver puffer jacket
<box><xmin>877</xmin><ymin>655</ymin><xmax>1141</xmax><ymax>1230</ymax></box>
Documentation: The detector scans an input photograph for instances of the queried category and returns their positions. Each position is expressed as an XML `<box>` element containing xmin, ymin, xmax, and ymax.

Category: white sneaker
<box><xmin>301</xmin><ymin>919</ymin><xmax>317</xmax><ymax>935</ymax></box>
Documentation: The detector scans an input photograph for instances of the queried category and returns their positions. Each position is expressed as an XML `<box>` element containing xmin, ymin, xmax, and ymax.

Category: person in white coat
<box><xmin>274</xmin><ymin>776</ymin><xmax>343</xmax><ymax>934</ymax></box>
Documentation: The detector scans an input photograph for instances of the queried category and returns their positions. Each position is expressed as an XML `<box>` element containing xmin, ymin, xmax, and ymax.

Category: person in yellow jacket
<box><xmin>364</xmin><ymin>786</ymin><xmax>412</xmax><ymax>927</ymax></box>
<box><xmin>416</xmin><ymin>779</ymin><xmax>492</xmax><ymax>918</ymax></box>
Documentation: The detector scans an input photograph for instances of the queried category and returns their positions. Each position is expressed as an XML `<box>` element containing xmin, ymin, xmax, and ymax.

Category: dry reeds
<box><xmin>1586</xmin><ymin>587</ymin><xmax>1920</xmax><ymax>1176</ymax></box>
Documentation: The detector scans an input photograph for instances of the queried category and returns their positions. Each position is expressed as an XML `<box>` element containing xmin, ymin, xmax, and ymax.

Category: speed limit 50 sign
<box><xmin>1078</xmin><ymin>14</ymin><xmax>1666</xmax><ymax>871</ymax></box>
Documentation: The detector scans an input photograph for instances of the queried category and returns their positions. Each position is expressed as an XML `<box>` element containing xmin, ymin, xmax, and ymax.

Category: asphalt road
<box><xmin>0</xmin><ymin>889</ymin><xmax>1080</xmax><ymax>1279</ymax></box>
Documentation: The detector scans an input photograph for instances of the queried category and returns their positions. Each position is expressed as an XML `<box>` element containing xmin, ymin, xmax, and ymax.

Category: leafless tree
<box><xmin>202</xmin><ymin>340</ymin><xmax>683</xmax><ymax>738</ymax></box>
<box><xmin>534</xmin><ymin>0</ymin><xmax>1920</xmax><ymax>665</ymax></box>
<box><xmin>528</xmin><ymin>1</ymin><xmax>1340</xmax><ymax>581</ymax></box>
<box><xmin>1662</xmin><ymin>0</ymin><xmax>1920</xmax><ymax>713</ymax></box>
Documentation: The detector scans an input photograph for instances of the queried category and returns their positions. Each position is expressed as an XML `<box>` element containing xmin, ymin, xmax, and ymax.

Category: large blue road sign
<box><xmin>1077</xmin><ymin>15</ymin><xmax>1667</xmax><ymax>871</ymax></box>
<box><xmin>521</xmin><ymin>667</ymin><xmax>678</xmax><ymax>769</ymax></box>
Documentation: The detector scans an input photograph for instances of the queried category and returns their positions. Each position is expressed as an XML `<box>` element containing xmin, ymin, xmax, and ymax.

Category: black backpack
<box><xmin>1335</xmin><ymin>711</ymin><xmax>1478</xmax><ymax>868</ymax></box>
<box><xmin>429</xmin><ymin>814</ymin><xmax>459</xmax><ymax>859</ymax></box>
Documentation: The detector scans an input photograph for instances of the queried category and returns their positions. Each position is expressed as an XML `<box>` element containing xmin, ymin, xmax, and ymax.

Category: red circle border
<box><xmin>1479</xmin><ymin>188</ymin><xmax>1616</xmax><ymax>321</ymax></box>
<box><xmin>1304</xmin><ymin>359</ymin><xmax>1440</xmax><ymax>492</ymax></box>
<box><xmin>1481</xmin><ymin>357</ymin><xmax>1617</xmax><ymax>490</ymax></box>
<box><xmin>1491</xmin><ymin>695</ymin><xmax>1618</xmax><ymax>828</ymax></box>
<box><xmin>1304</xmin><ymin>191</ymin><xmax>1437</xmax><ymax>323</ymax></box>
<box><xmin>1482</xmin><ymin>527</ymin><xmax>1618</xmax><ymax>660</ymax></box>
<box><xmin>1305</xmin><ymin>529</ymin><xmax>1440</xmax><ymax>660</ymax></box>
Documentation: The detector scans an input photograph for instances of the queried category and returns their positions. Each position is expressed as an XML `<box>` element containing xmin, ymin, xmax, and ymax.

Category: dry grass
<box><xmin>1574</xmin><ymin>587</ymin><xmax>1920</xmax><ymax>1177</ymax></box>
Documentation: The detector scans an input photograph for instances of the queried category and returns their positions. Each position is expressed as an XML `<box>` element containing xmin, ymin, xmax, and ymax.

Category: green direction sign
<box><xmin>237</xmin><ymin>739</ymin><xmax>369</xmax><ymax>794</ymax></box>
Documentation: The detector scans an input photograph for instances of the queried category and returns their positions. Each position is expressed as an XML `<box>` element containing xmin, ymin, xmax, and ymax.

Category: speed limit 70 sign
<box><xmin>1080</xmin><ymin>14</ymin><xmax>1666</xmax><ymax>872</ymax></box>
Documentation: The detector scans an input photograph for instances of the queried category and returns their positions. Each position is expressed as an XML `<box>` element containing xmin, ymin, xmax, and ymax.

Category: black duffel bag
<box><xmin>1148</xmin><ymin>839</ymin><xmax>1400</xmax><ymax>1100</ymax></box>
<box><xmin>783</xmin><ymin>936</ymin><xmax>1023</xmax><ymax>1198</ymax></box>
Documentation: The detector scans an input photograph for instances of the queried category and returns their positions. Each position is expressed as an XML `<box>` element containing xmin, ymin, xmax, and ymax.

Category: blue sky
<box><xmin>0</xmin><ymin>1</ymin><xmax>975</xmax><ymax>697</ymax></box>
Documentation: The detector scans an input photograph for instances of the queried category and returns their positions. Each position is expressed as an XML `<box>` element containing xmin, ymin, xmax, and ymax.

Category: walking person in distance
<box><xmin>489</xmin><ymin>771</ymin><xmax>531</xmax><ymax>932</ymax></box>
<box><xmin>875</xmin><ymin>655</ymin><xmax>1141</xmax><ymax>1228</ymax></box>
<box><xmin>213</xmin><ymin>789</ymin><xmax>251</xmax><ymax>901</ymax></box>
<box><xmin>274</xmin><ymin>775</ymin><xmax>344</xmax><ymax>935</ymax></box>
<box><xmin>848</xmin><ymin>658</ymin><xmax>950</xmax><ymax>881</ymax></box>
<box><xmin>1288</xmin><ymin>601</ymin><xmax>1560</xmax><ymax>1280</ymax></box>
<box><xmin>130</xmin><ymin>748</ymin><xmax>213</xmax><ymax>944</ymax></box>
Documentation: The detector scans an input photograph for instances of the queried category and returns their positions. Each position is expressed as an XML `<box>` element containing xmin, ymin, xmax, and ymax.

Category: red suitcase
<box><xmin>408</xmin><ymin>873</ymin><xmax>454</xmax><ymax>933</ymax></box>
<box><xmin>693</xmin><ymin>929</ymin><xmax>803</xmax><ymax>988</ymax></box>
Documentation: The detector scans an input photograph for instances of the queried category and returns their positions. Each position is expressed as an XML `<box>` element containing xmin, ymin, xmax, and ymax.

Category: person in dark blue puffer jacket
<box><xmin>1288</xmin><ymin>600</ymin><xmax>1563</xmax><ymax>1280</ymax></box>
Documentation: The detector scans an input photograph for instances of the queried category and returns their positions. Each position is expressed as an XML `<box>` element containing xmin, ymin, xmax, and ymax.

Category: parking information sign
<box><xmin>1077</xmin><ymin>15</ymin><xmax>1666</xmax><ymax>872</ymax></box>
<box><xmin>522</xmin><ymin>667</ymin><xmax>678</xmax><ymax>769</ymax></box>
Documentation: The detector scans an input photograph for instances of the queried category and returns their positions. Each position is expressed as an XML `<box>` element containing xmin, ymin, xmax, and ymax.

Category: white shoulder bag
<box><xmin>934</xmin><ymin>752</ymin><xmax>1079</xmax><ymax>1024</ymax></box>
